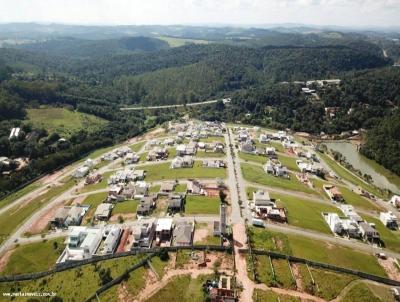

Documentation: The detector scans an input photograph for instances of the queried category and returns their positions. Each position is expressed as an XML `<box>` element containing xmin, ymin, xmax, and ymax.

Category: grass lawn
<box><xmin>340</xmin><ymin>282</ymin><xmax>383</xmax><ymax>302</ymax></box>
<box><xmin>174</xmin><ymin>184</ymin><xmax>187</xmax><ymax>192</ymax></box>
<box><xmin>362</xmin><ymin>214</ymin><xmax>400</xmax><ymax>253</ymax></box>
<box><xmin>254</xmin><ymin>255</ymin><xmax>274</xmax><ymax>286</ymax></box>
<box><xmin>199</xmin><ymin>136</ymin><xmax>225</xmax><ymax>143</ymax></box>
<box><xmin>196</xmin><ymin>150</ymin><xmax>225</xmax><ymax>158</ymax></box>
<box><xmin>149</xmin><ymin>185</ymin><xmax>161</xmax><ymax>193</ymax></box>
<box><xmin>149</xmin><ymin>255</ymin><xmax>169</xmax><ymax>279</ymax></box>
<box><xmin>249</xmin><ymin>228</ymin><xmax>386</xmax><ymax>277</ymax></box>
<box><xmin>310</xmin><ymin>268</ymin><xmax>357</xmax><ymax>300</ymax></box>
<box><xmin>0</xmin><ymin>238</ymin><xmax>65</xmax><ymax>275</ymax></box>
<box><xmin>81</xmin><ymin>192</ymin><xmax>108</xmax><ymax>224</ymax></box>
<box><xmin>239</xmin><ymin>152</ymin><xmax>267</xmax><ymax>164</ymax></box>
<box><xmin>130</xmin><ymin>141</ymin><xmax>146</xmax><ymax>153</ymax></box>
<box><xmin>26</xmin><ymin>107</ymin><xmax>107</xmax><ymax>137</ymax></box>
<box><xmin>194</xmin><ymin>235</ymin><xmax>221</xmax><ymax>245</ymax></box>
<box><xmin>296</xmin><ymin>263</ymin><xmax>315</xmax><ymax>294</ymax></box>
<box><xmin>271</xmin><ymin>192</ymin><xmax>342</xmax><ymax>234</ymax></box>
<box><xmin>137</xmin><ymin>161</ymin><xmax>226</xmax><ymax>181</ymax></box>
<box><xmin>79</xmin><ymin>171</ymin><xmax>114</xmax><ymax>193</ymax></box>
<box><xmin>0</xmin><ymin>179</ymin><xmax>76</xmax><ymax>245</ymax></box>
<box><xmin>113</xmin><ymin>200</ymin><xmax>139</xmax><ymax>215</ymax></box>
<box><xmin>145</xmin><ymin>274</ymin><xmax>211</xmax><ymax>302</ymax></box>
<box><xmin>175</xmin><ymin>250</ymin><xmax>192</xmax><ymax>269</ymax></box>
<box><xmin>241</xmin><ymin>163</ymin><xmax>316</xmax><ymax>195</ymax></box>
<box><xmin>0</xmin><ymin>255</ymin><xmax>145</xmax><ymax>301</ymax></box>
<box><xmin>185</xmin><ymin>195</ymin><xmax>220</xmax><ymax>215</ymax></box>
<box><xmin>318</xmin><ymin>152</ymin><xmax>386</xmax><ymax>198</ymax></box>
<box><xmin>167</xmin><ymin>148</ymin><xmax>177</xmax><ymax>158</ymax></box>
<box><xmin>339</xmin><ymin>186</ymin><xmax>383</xmax><ymax>211</ymax></box>
<box><xmin>0</xmin><ymin>182</ymin><xmax>40</xmax><ymax>209</ymax></box>
<box><xmin>277</xmin><ymin>154</ymin><xmax>300</xmax><ymax>172</ymax></box>
<box><xmin>253</xmin><ymin>289</ymin><xmax>300</xmax><ymax>302</ymax></box>
<box><xmin>272</xmin><ymin>259</ymin><xmax>296</xmax><ymax>289</ymax></box>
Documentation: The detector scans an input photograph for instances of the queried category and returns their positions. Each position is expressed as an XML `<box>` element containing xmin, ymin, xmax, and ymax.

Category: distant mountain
<box><xmin>14</xmin><ymin>36</ymin><xmax>170</xmax><ymax>59</ymax></box>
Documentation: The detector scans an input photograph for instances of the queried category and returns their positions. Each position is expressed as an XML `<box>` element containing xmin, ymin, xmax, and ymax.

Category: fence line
<box><xmin>0</xmin><ymin>245</ymin><xmax>230</xmax><ymax>283</ymax></box>
<box><xmin>238</xmin><ymin>248</ymin><xmax>400</xmax><ymax>287</ymax></box>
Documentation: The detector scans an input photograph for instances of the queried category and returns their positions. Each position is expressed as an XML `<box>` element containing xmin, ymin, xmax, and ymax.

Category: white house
<box><xmin>57</xmin><ymin>226</ymin><xmax>103</xmax><ymax>263</ymax></box>
<box><xmin>380</xmin><ymin>211</ymin><xmax>398</xmax><ymax>229</ymax></box>
<box><xmin>324</xmin><ymin>213</ymin><xmax>344</xmax><ymax>234</ymax></box>
<box><xmin>259</xmin><ymin>134</ymin><xmax>269</xmax><ymax>144</ymax></box>
<box><xmin>72</xmin><ymin>166</ymin><xmax>89</xmax><ymax>178</ymax></box>
<box><xmin>390</xmin><ymin>195</ymin><xmax>400</xmax><ymax>209</ymax></box>
<box><xmin>101</xmin><ymin>226</ymin><xmax>121</xmax><ymax>254</ymax></box>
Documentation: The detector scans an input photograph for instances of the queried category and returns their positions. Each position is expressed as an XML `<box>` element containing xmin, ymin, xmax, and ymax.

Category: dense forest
<box><xmin>0</xmin><ymin>24</ymin><xmax>399</xmax><ymax>194</ymax></box>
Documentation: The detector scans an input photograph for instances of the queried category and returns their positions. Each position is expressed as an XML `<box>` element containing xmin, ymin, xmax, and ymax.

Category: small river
<box><xmin>324</xmin><ymin>141</ymin><xmax>400</xmax><ymax>194</ymax></box>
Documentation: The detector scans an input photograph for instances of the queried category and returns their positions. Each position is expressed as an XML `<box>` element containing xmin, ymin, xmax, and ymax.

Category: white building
<box><xmin>72</xmin><ymin>166</ymin><xmax>89</xmax><ymax>178</ymax></box>
<box><xmin>340</xmin><ymin>205</ymin><xmax>362</xmax><ymax>222</ymax></box>
<box><xmin>101</xmin><ymin>226</ymin><xmax>121</xmax><ymax>254</ymax></box>
<box><xmin>9</xmin><ymin>127</ymin><xmax>20</xmax><ymax>140</ymax></box>
<box><xmin>57</xmin><ymin>226</ymin><xmax>103</xmax><ymax>263</ymax></box>
<box><xmin>380</xmin><ymin>211</ymin><xmax>398</xmax><ymax>229</ymax></box>
<box><xmin>324</xmin><ymin>213</ymin><xmax>344</xmax><ymax>234</ymax></box>
<box><xmin>390</xmin><ymin>195</ymin><xmax>400</xmax><ymax>209</ymax></box>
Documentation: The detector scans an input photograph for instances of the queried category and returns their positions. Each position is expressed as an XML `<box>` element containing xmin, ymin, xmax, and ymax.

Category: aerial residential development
<box><xmin>1</xmin><ymin>3</ymin><xmax>400</xmax><ymax>301</ymax></box>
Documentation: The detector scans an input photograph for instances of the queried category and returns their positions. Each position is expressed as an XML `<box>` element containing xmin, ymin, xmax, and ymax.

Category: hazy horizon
<box><xmin>0</xmin><ymin>0</ymin><xmax>399</xmax><ymax>28</ymax></box>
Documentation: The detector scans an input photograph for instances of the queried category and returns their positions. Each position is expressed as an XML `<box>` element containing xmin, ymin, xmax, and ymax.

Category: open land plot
<box><xmin>199</xmin><ymin>136</ymin><xmax>225</xmax><ymax>143</ymax></box>
<box><xmin>277</xmin><ymin>154</ymin><xmax>301</xmax><ymax>172</ymax></box>
<box><xmin>318</xmin><ymin>152</ymin><xmax>386</xmax><ymax>198</ymax></box>
<box><xmin>249</xmin><ymin>227</ymin><xmax>386</xmax><ymax>277</ymax></box>
<box><xmin>185</xmin><ymin>195</ymin><xmax>220</xmax><ymax>215</ymax></box>
<box><xmin>271</xmin><ymin>192</ymin><xmax>342</xmax><ymax>234</ymax></box>
<box><xmin>80</xmin><ymin>192</ymin><xmax>108</xmax><ymax>224</ymax></box>
<box><xmin>130</xmin><ymin>141</ymin><xmax>146</xmax><ymax>152</ymax></box>
<box><xmin>196</xmin><ymin>150</ymin><xmax>225</xmax><ymax>158</ymax></box>
<box><xmin>112</xmin><ymin>200</ymin><xmax>139</xmax><ymax>215</ymax></box>
<box><xmin>253</xmin><ymin>289</ymin><xmax>300</xmax><ymax>302</ymax></box>
<box><xmin>239</xmin><ymin>152</ymin><xmax>267</xmax><ymax>164</ymax></box>
<box><xmin>241</xmin><ymin>163</ymin><xmax>316</xmax><ymax>194</ymax></box>
<box><xmin>0</xmin><ymin>238</ymin><xmax>65</xmax><ymax>275</ymax></box>
<box><xmin>338</xmin><ymin>186</ymin><xmax>383</xmax><ymax>211</ymax></box>
<box><xmin>174</xmin><ymin>184</ymin><xmax>187</xmax><ymax>192</ymax></box>
<box><xmin>254</xmin><ymin>255</ymin><xmax>274</xmax><ymax>286</ymax></box>
<box><xmin>0</xmin><ymin>179</ymin><xmax>76</xmax><ymax>245</ymax></box>
<box><xmin>309</xmin><ymin>267</ymin><xmax>358</xmax><ymax>300</ymax></box>
<box><xmin>272</xmin><ymin>258</ymin><xmax>296</xmax><ymax>289</ymax></box>
<box><xmin>0</xmin><ymin>182</ymin><xmax>40</xmax><ymax>209</ymax></box>
<box><xmin>193</xmin><ymin>222</ymin><xmax>220</xmax><ymax>245</ymax></box>
<box><xmin>149</xmin><ymin>184</ymin><xmax>161</xmax><ymax>193</ymax></box>
<box><xmin>0</xmin><ymin>255</ymin><xmax>146</xmax><ymax>301</ymax></box>
<box><xmin>137</xmin><ymin>161</ymin><xmax>226</xmax><ymax>181</ymax></box>
<box><xmin>340</xmin><ymin>282</ymin><xmax>387</xmax><ymax>302</ymax></box>
<box><xmin>145</xmin><ymin>274</ymin><xmax>211</xmax><ymax>302</ymax></box>
<box><xmin>362</xmin><ymin>214</ymin><xmax>400</xmax><ymax>253</ymax></box>
<box><xmin>26</xmin><ymin>107</ymin><xmax>107</xmax><ymax>137</ymax></box>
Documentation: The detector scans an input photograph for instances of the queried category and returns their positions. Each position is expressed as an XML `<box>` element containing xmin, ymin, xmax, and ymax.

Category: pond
<box><xmin>324</xmin><ymin>141</ymin><xmax>400</xmax><ymax>194</ymax></box>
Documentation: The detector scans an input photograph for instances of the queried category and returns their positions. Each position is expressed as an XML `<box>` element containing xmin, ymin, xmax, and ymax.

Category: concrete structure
<box><xmin>94</xmin><ymin>203</ymin><xmax>113</xmax><ymax>221</ymax></box>
<box><xmin>380</xmin><ymin>211</ymin><xmax>398</xmax><ymax>229</ymax></box>
<box><xmin>172</xmin><ymin>221</ymin><xmax>194</xmax><ymax>246</ymax></box>
<box><xmin>101</xmin><ymin>226</ymin><xmax>122</xmax><ymax>254</ymax></box>
<box><xmin>359</xmin><ymin>222</ymin><xmax>380</xmax><ymax>242</ymax></box>
<box><xmin>131</xmin><ymin>219</ymin><xmax>156</xmax><ymax>248</ymax></box>
<box><xmin>57</xmin><ymin>226</ymin><xmax>103</xmax><ymax>263</ymax></box>
<box><xmin>155</xmin><ymin>218</ymin><xmax>173</xmax><ymax>246</ymax></box>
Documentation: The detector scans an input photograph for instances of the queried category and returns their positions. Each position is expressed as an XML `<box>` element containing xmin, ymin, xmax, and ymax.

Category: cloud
<box><xmin>0</xmin><ymin>0</ymin><xmax>399</xmax><ymax>27</ymax></box>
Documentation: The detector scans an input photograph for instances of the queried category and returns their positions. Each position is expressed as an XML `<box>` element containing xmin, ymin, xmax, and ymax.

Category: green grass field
<box><xmin>272</xmin><ymin>259</ymin><xmax>296</xmax><ymax>289</ymax></box>
<box><xmin>339</xmin><ymin>186</ymin><xmax>383</xmax><ymax>211</ymax></box>
<box><xmin>130</xmin><ymin>141</ymin><xmax>146</xmax><ymax>153</ymax></box>
<box><xmin>174</xmin><ymin>184</ymin><xmax>187</xmax><ymax>192</ymax></box>
<box><xmin>249</xmin><ymin>228</ymin><xmax>386</xmax><ymax>277</ymax></box>
<box><xmin>362</xmin><ymin>214</ymin><xmax>400</xmax><ymax>253</ymax></box>
<box><xmin>0</xmin><ymin>238</ymin><xmax>65</xmax><ymax>275</ymax></box>
<box><xmin>196</xmin><ymin>150</ymin><xmax>225</xmax><ymax>158</ymax></box>
<box><xmin>277</xmin><ymin>154</ymin><xmax>300</xmax><ymax>172</ymax></box>
<box><xmin>185</xmin><ymin>195</ymin><xmax>220</xmax><ymax>215</ymax></box>
<box><xmin>149</xmin><ymin>185</ymin><xmax>161</xmax><ymax>193</ymax></box>
<box><xmin>271</xmin><ymin>192</ymin><xmax>342</xmax><ymax>234</ymax></box>
<box><xmin>0</xmin><ymin>179</ymin><xmax>76</xmax><ymax>245</ymax></box>
<box><xmin>0</xmin><ymin>255</ymin><xmax>146</xmax><ymax>301</ymax></box>
<box><xmin>136</xmin><ymin>161</ymin><xmax>226</xmax><ymax>181</ymax></box>
<box><xmin>112</xmin><ymin>200</ymin><xmax>139</xmax><ymax>215</ymax></box>
<box><xmin>310</xmin><ymin>268</ymin><xmax>357</xmax><ymax>300</ymax></box>
<box><xmin>318</xmin><ymin>152</ymin><xmax>386</xmax><ymax>198</ymax></box>
<box><xmin>145</xmin><ymin>274</ymin><xmax>211</xmax><ymax>302</ymax></box>
<box><xmin>254</xmin><ymin>255</ymin><xmax>275</xmax><ymax>286</ymax></box>
<box><xmin>194</xmin><ymin>235</ymin><xmax>220</xmax><ymax>245</ymax></box>
<box><xmin>241</xmin><ymin>163</ymin><xmax>316</xmax><ymax>194</ymax></box>
<box><xmin>81</xmin><ymin>192</ymin><xmax>108</xmax><ymax>224</ymax></box>
<box><xmin>0</xmin><ymin>182</ymin><xmax>40</xmax><ymax>209</ymax></box>
<box><xmin>340</xmin><ymin>282</ymin><xmax>384</xmax><ymax>302</ymax></box>
<box><xmin>239</xmin><ymin>152</ymin><xmax>267</xmax><ymax>164</ymax></box>
<box><xmin>253</xmin><ymin>289</ymin><xmax>300</xmax><ymax>302</ymax></box>
<box><xmin>26</xmin><ymin>107</ymin><xmax>107</xmax><ymax>137</ymax></box>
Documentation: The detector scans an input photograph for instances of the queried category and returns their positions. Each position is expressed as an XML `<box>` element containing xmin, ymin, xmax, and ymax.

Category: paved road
<box><xmin>120</xmin><ymin>99</ymin><xmax>228</xmax><ymax>111</ymax></box>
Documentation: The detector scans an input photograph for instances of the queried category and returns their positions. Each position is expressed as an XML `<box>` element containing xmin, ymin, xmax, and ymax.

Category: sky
<box><xmin>0</xmin><ymin>0</ymin><xmax>399</xmax><ymax>28</ymax></box>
